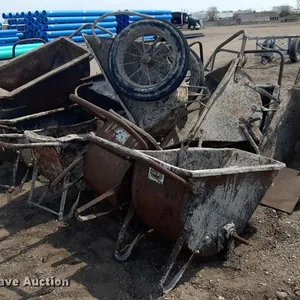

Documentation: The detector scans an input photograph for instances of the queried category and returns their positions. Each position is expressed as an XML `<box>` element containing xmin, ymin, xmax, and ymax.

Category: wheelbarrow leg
<box><xmin>28</xmin><ymin>162</ymin><xmax>38</xmax><ymax>205</ymax></box>
<box><xmin>115</xmin><ymin>203</ymin><xmax>144</xmax><ymax>262</ymax></box>
<box><xmin>58</xmin><ymin>174</ymin><xmax>70</xmax><ymax>221</ymax></box>
<box><xmin>37</xmin><ymin>183</ymin><xmax>49</xmax><ymax>205</ymax></box>
<box><xmin>64</xmin><ymin>181</ymin><xmax>84</xmax><ymax>221</ymax></box>
<box><xmin>159</xmin><ymin>233</ymin><xmax>199</xmax><ymax>294</ymax></box>
<box><xmin>11</xmin><ymin>151</ymin><xmax>20</xmax><ymax>187</ymax></box>
<box><xmin>19</xmin><ymin>167</ymin><xmax>30</xmax><ymax>190</ymax></box>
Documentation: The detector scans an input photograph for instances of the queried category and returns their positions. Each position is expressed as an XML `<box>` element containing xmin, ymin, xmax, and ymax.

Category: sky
<box><xmin>0</xmin><ymin>0</ymin><xmax>298</xmax><ymax>17</ymax></box>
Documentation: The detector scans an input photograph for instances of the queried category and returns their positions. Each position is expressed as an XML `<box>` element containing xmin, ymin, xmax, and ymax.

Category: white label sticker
<box><xmin>115</xmin><ymin>128</ymin><xmax>130</xmax><ymax>145</ymax></box>
<box><xmin>148</xmin><ymin>167</ymin><xmax>164</xmax><ymax>185</ymax></box>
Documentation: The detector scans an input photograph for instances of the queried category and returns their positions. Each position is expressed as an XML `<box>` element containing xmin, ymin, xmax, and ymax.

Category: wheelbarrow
<box><xmin>0</xmin><ymin>37</ymin><xmax>91</xmax><ymax>112</ymax></box>
<box><xmin>0</xmin><ymin>115</ymin><xmax>97</xmax><ymax>220</ymax></box>
<box><xmin>161</xmin><ymin>31</ymin><xmax>285</xmax><ymax>153</ymax></box>
<box><xmin>0</xmin><ymin>105</ymin><xmax>95</xmax><ymax>187</ymax></box>
<box><xmin>61</xmin><ymin>94</ymin><xmax>161</xmax><ymax>221</ymax></box>
<box><xmin>259</xmin><ymin>67</ymin><xmax>300</xmax><ymax>164</ymax></box>
<box><xmin>0</xmin><ymin>108</ymin><xmax>98</xmax><ymax>220</ymax></box>
<box><xmin>81</xmin><ymin>10</ymin><xmax>208</xmax><ymax>137</ymax></box>
<box><xmin>5</xmin><ymin>133</ymin><xmax>284</xmax><ymax>293</ymax></box>
<box><xmin>82</xmin><ymin>137</ymin><xmax>284</xmax><ymax>293</ymax></box>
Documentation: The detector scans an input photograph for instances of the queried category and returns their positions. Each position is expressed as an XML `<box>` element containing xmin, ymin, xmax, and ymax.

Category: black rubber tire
<box><xmin>261</xmin><ymin>39</ymin><xmax>275</xmax><ymax>64</ymax></box>
<box><xmin>188</xmin><ymin>48</ymin><xmax>204</xmax><ymax>97</ymax></box>
<box><xmin>108</xmin><ymin>19</ymin><xmax>190</xmax><ymax>102</ymax></box>
<box><xmin>289</xmin><ymin>38</ymin><xmax>300</xmax><ymax>63</ymax></box>
<box><xmin>190</xmin><ymin>24</ymin><xmax>195</xmax><ymax>30</ymax></box>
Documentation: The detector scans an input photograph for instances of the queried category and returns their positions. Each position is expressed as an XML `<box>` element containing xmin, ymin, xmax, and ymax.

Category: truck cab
<box><xmin>171</xmin><ymin>12</ymin><xmax>202</xmax><ymax>30</ymax></box>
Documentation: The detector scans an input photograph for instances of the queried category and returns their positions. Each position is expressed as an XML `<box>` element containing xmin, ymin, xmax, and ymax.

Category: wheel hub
<box><xmin>141</xmin><ymin>54</ymin><xmax>152</xmax><ymax>64</ymax></box>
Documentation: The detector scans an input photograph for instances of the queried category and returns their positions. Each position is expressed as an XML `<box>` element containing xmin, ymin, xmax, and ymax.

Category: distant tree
<box><xmin>279</xmin><ymin>5</ymin><xmax>291</xmax><ymax>17</ymax></box>
<box><xmin>207</xmin><ymin>6</ymin><xmax>219</xmax><ymax>21</ymax></box>
<box><xmin>297</xmin><ymin>0</ymin><xmax>300</xmax><ymax>10</ymax></box>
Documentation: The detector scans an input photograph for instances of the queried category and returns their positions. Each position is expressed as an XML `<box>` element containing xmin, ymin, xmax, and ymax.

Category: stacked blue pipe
<box><xmin>1</xmin><ymin>10</ymin><xmax>172</xmax><ymax>45</ymax></box>
<box><xmin>0</xmin><ymin>29</ymin><xmax>21</xmax><ymax>46</ymax></box>
<box><xmin>24</xmin><ymin>10</ymin><xmax>117</xmax><ymax>41</ymax></box>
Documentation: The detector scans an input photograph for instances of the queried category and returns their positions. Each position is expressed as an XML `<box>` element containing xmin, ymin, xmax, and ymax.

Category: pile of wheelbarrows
<box><xmin>0</xmin><ymin>10</ymin><xmax>300</xmax><ymax>295</ymax></box>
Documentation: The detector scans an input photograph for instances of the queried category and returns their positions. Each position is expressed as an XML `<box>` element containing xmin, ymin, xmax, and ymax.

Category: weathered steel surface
<box><xmin>83</xmin><ymin>120</ymin><xmax>143</xmax><ymax>207</ymax></box>
<box><xmin>0</xmin><ymin>37</ymin><xmax>90</xmax><ymax>112</ymax></box>
<box><xmin>76</xmin><ymin>74</ymin><xmax>124</xmax><ymax>113</ymax></box>
<box><xmin>259</xmin><ymin>85</ymin><xmax>300</xmax><ymax>164</ymax></box>
<box><xmin>122</xmin><ymin>85</ymin><xmax>189</xmax><ymax>137</ymax></box>
<box><xmin>22</xmin><ymin>119</ymin><xmax>97</xmax><ymax>183</ymax></box>
<box><xmin>0</xmin><ymin>106</ymin><xmax>94</xmax><ymax>164</ymax></box>
<box><xmin>261</xmin><ymin>167</ymin><xmax>300</xmax><ymax>213</ymax></box>
<box><xmin>0</xmin><ymin>105</ymin><xmax>93</xmax><ymax>132</ymax></box>
<box><xmin>161</xmin><ymin>59</ymin><xmax>263</xmax><ymax>148</ymax></box>
<box><xmin>82</xmin><ymin>34</ymin><xmax>136</xmax><ymax>124</ymax></box>
<box><xmin>131</xmin><ymin>148</ymin><xmax>285</xmax><ymax>255</ymax></box>
<box><xmin>73</xmin><ymin>95</ymin><xmax>154</xmax><ymax>208</ymax></box>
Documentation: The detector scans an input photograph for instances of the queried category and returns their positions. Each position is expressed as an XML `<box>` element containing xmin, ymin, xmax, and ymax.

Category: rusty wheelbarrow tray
<box><xmin>259</xmin><ymin>68</ymin><xmax>300</xmax><ymax>164</ymax></box>
<box><xmin>7</xmin><ymin>134</ymin><xmax>285</xmax><ymax>293</ymax></box>
<box><xmin>0</xmin><ymin>105</ymin><xmax>95</xmax><ymax>188</ymax></box>
<box><xmin>64</xmin><ymin>94</ymin><xmax>160</xmax><ymax>221</ymax></box>
<box><xmin>0</xmin><ymin>37</ymin><xmax>90</xmax><ymax>112</ymax></box>
<box><xmin>0</xmin><ymin>115</ymin><xmax>97</xmax><ymax>220</ymax></box>
<box><xmin>161</xmin><ymin>32</ymin><xmax>285</xmax><ymax>152</ymax></box>
<box><xmin>104</xmin><ymin>145</ymin><xmax>284</xmax><ymax>293</ymax></box>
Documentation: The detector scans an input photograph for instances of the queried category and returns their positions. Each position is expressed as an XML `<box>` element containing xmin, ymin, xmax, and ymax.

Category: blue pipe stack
<box><xmin>31</xmin><ymin>10</ymin><xmax>118</xmax><ymax>42</ymax></box>
<box><xmin>0</xmin><ymin>29</ymin><xmax>22</xmax><ymax>46</ymax></box>
<box><xmin>1</xmin><ymin>10</ymin><xmax>172</xmax><ymax>46</ymax></box>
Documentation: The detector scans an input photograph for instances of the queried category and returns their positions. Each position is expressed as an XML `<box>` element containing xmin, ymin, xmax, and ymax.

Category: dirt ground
<box><xmin>1</xmin><ymin>23</ymin><xmax>300</xmax><ymax>300</ymax></box>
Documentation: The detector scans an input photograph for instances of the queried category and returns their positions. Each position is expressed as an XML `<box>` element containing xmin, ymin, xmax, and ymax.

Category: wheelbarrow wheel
<box><xmin>186</xmin><ymin>49</ymin><xmax>204</xmax><ymax>100</ymax></box>
<box><xmin>261</xmin><ymin>39</ymin><xmax>275</xmax><ymax>65</ymax></box>
<box><xmin>289</xmin><ymin>38</ymin><xmax>300</xmax><ymax>63</ymax></box>
<box><xmin>108</xmin><ymin>19</ymin><xmax>190</xmax><ymax>102</ymax></box>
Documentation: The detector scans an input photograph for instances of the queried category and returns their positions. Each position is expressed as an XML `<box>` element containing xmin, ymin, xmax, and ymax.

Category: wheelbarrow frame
<box><xmin>161</xmin><ymin>30</ymin><xmax>285</xmax><ymax>153</ymax></box>
<box><xmin>0</xmin><ymin>116</ymin><xmax>97</xmax><ymax>220</ymax></box>
<box><xmin>0</xmin><ymin>37</ymin><xmax>91</xmax><ymax>112</ymax></box>
<box><xmin>1</xmin><ymin>133</ymin><xmax>284</xmax><ymax>293</ymax></box>
<box><xmin>248</xmin><ymin>35</ymin><xmax>300</xmax><ymax>64</ymax></box>
<box><xmin>0</xmin><ymin>105</ymin><xmax>95</xmax><ymax>188</ymax></box>
<box><xmin>66</xmin><ymin>94</ymin><xmax>160</xmax><ymax>221</ymax></box>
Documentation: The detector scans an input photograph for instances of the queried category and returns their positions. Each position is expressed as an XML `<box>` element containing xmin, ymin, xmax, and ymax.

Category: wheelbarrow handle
<box><xmin>0</xmin><ymin>131</ymin><xmax>191</xmax><ymax>190</ymax></box>
<box><xmin>86</xmin><ymin>134</ymin><xmax>192</xmax><ymax>190</ymax></box>
<box><xmin>91</xmin><ymin>10</ymin><xmax>155</xmax><ymax>41</ymax></box>
<box><xmin>244</xmin><ymin>49</ymin><xmax>284</xmax><ymax>86</ymax></box>
<box><xmin>204</xmin><ymin>30</ymin><xmax>248</xmax><ymax>71</ymax></box>
<box><xmin>69</xmin><ymin>94</ymin><xmax>149</xmax><ymax>150</ymax></box>
<box><xmin>68</xmin><ymin>23</ymin><xmax>115</xmax><ymax>39</ymax></box>
<box><xmin>12</xmin><ymin>38</ymin><xmax>46</xmax><ymax>58</ymax></box>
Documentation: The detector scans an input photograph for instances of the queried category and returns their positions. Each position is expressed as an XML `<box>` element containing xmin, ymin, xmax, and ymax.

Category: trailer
<box><xmin>248</xmin><ymin>35</ymin><xmax>300</xmax><ymax>64</ymax></box>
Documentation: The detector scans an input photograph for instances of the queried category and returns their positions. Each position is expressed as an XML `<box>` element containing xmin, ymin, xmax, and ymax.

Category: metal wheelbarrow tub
<box><xmin>32</xmin><ymin>134</ymin><xmax>284</xmax><ymax>292</ymax></box>
<box><xmin>121</xmin><ymin>147</ymin><xmax>285</xmax><ymax>292</ymax></box>
<box><xmin>0</xmin><ymin>37</ymin><xmax>91</xmax><ymax>112</ymax></box>
<box><xmin>161</xmin><ymin>58</ymin><xmax>263</xmax><ymax>148</ymax></box>
<box><xmin>259</xmin><ymin>75</ymin><xmax>300</xmax><ymax>164</ymax></box>
<box><xmin>131</xmin><ymin>148</ymin><xmax>284</xmax><ymax>246</ymax></box>
<box><xmin>76</xmin><ymin>74</ymin><xmax>125</xmax><ymax>114</ymax></box>
<box><xmin>0</xmin><ymin>105</ymin><xmax>94</xmax><ymax>133</ymax></box>
<box><xmin>0</xmin><ymin>105</ymin><xmax>96</xmax><ymax>189</ymax></box>
<box><xmin>0</xmin><ymin>105</ymin><xmax>94</xmax><ymax>164</ymax></box>
<box><xmin>69</xmin><ymin>94</ymin><xmax>161</xmax><ymax>221</ymax></box>
<box><xmin>0</xmin><ymin>118</ymin><xmax>98</xmax><ymax>220</ymax></box>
